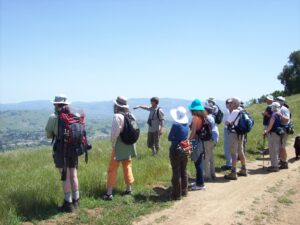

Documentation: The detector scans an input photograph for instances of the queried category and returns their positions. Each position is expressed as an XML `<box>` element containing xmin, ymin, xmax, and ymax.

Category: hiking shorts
<box><xmin>280</xmin><ymin>133</ymin><xmax>288</xmax><ymax>148</ymax></box>
<box><xmin>228</xmin><ymin>132</ymin><xmax>244</xmax><ymax>156</ymax></box>
<box><xmin>53</xmin><ymin>150</ymin><xmax>78</xmax><ymax>169</ymax></box>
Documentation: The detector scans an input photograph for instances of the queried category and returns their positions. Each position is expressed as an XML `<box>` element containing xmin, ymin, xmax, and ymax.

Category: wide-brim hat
<box><xmin>266</xmin><ymin>95</ymin><xmax>274</xmax><ymax>101</ymax></box>
<box><xmin>271</xmin><ymin>102</ymin><xmax>281</xmax><ymax>111</ymax></box>
<box><xmin>170</xmin><ymin>106</ymin><xmax>189</xmax><ymax>124</ymax></box>
<box><xmin>276</xmin><ymin>96</ymin><xmax>285</xmax><ymax>102</ymax></box>
<box><xmin>207</xmin><ymin>97</ymin><xmax>216</xmax><ymax>104</ymax></box>
<box><xmin>189</xmin><ymin>99</ymin><xmax>204</xmax><ymax>111</ymax></box>
<box><xmin>51</xmin><ymin>94</ymin><xmax>71</xmax><ymax>105</ymax></box>
<box><xmin>114</xmin><ymin>96</ymin><xmax>129</xmax><ymax>109</ymax></box>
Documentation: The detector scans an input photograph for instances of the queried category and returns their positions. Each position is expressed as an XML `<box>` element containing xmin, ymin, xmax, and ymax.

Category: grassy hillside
<box><xmin>0</xmin><ymin>94</ymin><xmax>299</xmax><ymax>225</ymax></box>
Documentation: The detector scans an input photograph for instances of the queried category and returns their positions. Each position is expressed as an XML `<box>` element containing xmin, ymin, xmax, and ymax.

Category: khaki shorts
<box><xmin>228</xmin><ymin>132</ymin><xmax>244</xmax><ymax>156</ymax></box>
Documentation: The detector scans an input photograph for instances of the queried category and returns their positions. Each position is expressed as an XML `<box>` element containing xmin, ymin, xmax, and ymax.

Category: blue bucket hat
<box><xmin>189</xmin><ymin>99</ymin><xmax>204</xmax><ymax>111</ymax></box>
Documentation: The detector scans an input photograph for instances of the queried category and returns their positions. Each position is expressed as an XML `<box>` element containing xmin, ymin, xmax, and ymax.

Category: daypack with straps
<box><xmin>196</xmin><ymin>117</ymin><xmax>212</xmax><ymax>141</ymax></box>
<box><xmin>214</xmin><ymin>105</ymin><xmax>224</xmax><ymax>124</ymax></box>
<box><xmin>120</xmin><ymin>112</ymin><xmax>140</xmax><ymax>145</ymax></box>
<box><xmin>231</xmin><ymin>110</ymin><xmax>254</xmax><ymax>135</ymax></box>
<box><xmin>147</xmin><ymin>107</ymin><xmax>162</xmax><ymax>126</ymax></box>
<box><xmin>55</xmin><ymin>106</ymin><xmax>91</xmax><ymax>162</ymax></box>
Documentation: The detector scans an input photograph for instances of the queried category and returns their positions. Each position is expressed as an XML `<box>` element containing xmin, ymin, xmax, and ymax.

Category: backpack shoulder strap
<box><xmin>232</xmin><ymin>110</ymin><xmax>242</xmax><ymax>124</ymax></box>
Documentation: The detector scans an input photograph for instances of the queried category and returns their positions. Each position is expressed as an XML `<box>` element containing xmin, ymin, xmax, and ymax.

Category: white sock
<box><xmin>126</xmin><ymin>184</ymin><xmax>132</xmax><ymax>192</ymax></box>
<box><xmin>107</xmin><ymin>187</ymin><xmax>113</xmax><ymax>195</ymax></box>
<box><xmin>64</xmin><ymin>192</ymin><xmax>72</xmax><ymax>203</ymax></box>
<box><xmin>72</xmin><ymin>191</ymin><xmax>79</xmax><ymax>200</ymax></box>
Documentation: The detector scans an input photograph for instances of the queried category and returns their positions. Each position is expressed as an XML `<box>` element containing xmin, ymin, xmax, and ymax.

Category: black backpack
<box><xmin>214</xmin><ymin>105</ymin><xmax>224</xmax><ymax>124</ymax></box>
<box><xmin>120</xmin><ymin>113</ymin><xmax>140</xmax><ymax>144</ymax></box>
<box><xmin>196</xmin><ymin>118</ymin><xmax>212</xmax><ymax>141</ymax></box>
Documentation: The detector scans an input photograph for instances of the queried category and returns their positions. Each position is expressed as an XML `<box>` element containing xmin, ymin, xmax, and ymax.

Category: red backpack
<box><xmin>56</xmin><ymin>106</ymin><xmax>91</xmax><ymax>162</ymax></box>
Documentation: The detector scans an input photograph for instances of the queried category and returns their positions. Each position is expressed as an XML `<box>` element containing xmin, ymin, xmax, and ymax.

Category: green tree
<box><xmin>277</xmin><ymin>50</ymin><xmax>300</xmax><ymax>95</ymax></box>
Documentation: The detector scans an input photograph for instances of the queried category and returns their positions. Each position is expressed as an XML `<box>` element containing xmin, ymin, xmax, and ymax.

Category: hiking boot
<box><xmin>224</xmin><ymin>172</ymin><xmax>237</xmax><ymax>180</ymax></box>
<box><xmin>237</xmin><ymin>169</ymin><xmax>248</xmax><ymax>177</ymax></box>
<box><xmin>58</xmin><ymin>200</ymin><xmax>73</xmax><ymax>213</ymax></box>
<box><xmin>103</xmin><ymin>194</ymin><xmax>113</xmax><ymax>201</ymax></box>
<box><xmin>267</xmin><ymin>166</ymin><xmax>279</xmax><ymax>172</ymax></box>
<box><xmin>72</xmin><ymin>199</ymin><xmax>79</xmax><ymax>209</ymax></box>
<box><xmin>279</xmin><ymin>161</ymin><xmax>288</xmax><ymax>169</ymax></box>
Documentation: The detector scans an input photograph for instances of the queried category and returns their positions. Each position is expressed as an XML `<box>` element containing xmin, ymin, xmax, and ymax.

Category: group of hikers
<box><xmin>45</xmin><ymin>94</ymin><xmax>293</xmax><ymax>212</ymax></box>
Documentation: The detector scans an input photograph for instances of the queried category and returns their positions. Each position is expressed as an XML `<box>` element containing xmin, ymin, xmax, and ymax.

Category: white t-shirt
<box><xmin>280</xmin><ymin>106</ymin><xmax>290</xmax><ymax>125</ymax></box>
<box><xmin>227</xmin><ymin>109</ymin><xmax>241</xmax><ymax>126</ymax></box>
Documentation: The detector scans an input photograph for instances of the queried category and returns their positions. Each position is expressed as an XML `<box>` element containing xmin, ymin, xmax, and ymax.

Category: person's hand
<box><xmin>263</xmin><ymin>130</ymin><xmax>268</xmax><ymax>136</ymax></box>
<box><xmin>159</xmin><ymin>128</ymin><xmax>164</xmax><ymax>135</ymax></box>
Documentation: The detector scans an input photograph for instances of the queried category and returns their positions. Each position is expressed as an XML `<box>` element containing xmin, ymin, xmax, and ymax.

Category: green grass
<box><xmin>0</xmin><ymin>94</ymin><xmax>299</xmax><ymax>225</ymax></box>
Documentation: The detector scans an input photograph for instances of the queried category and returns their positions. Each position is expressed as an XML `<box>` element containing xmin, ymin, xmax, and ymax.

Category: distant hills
<box><xmin>0</xmin><ymin>98</ymin><xmax>225</xmax><ymax>151</ymax></box>
<box><xmin>0</xmin><ymin>98</ymin><xmax>225</xmax><ymax>120</ymax></box>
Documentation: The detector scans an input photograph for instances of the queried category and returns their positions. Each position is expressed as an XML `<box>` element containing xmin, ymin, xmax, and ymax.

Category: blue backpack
<box><xmin>232</xmin><ymin>110</ymin><xmax>254</xmax><ymax>135</ymax></box>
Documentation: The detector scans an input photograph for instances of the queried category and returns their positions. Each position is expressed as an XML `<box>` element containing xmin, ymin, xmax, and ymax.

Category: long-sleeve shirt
<box><xmin>168</xmin><ymin>122</ymin><xmax>189</xmax><ymax>146</ymax></box>
<box><xmin>111</xmin><ymin>113</ymin><xmax>124</xmax><ymax>147</ymax></box>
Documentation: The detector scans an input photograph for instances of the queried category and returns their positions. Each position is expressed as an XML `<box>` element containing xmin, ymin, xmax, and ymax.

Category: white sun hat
<box><xmin>276</xmin><ymin>96</ymin><xmax>285</xmax><ymax>102</ymax></box>
<box><xmin>170</xmin><ymin>106</ymin><xmax>189</xmax><ymax>124</ymax></box>
<box><xmin>51</xmin><ymin>94</ymin><xmax>71</xmax><ymax>105</ymax></box>
<box><xmin>266</xmin><ymin>95</ymin><xmax>274</xmax><ymax>101</ymax></box>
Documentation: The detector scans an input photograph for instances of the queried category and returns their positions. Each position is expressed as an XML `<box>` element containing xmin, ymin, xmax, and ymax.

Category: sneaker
<box><xmin>191</xmin><ymin>185</ymin><xmax>206</xmax><ymax>191</ymax></box>
<box><xmin>279</xmin><ymin>162</ymin><xmax>288</xmax><ymax>169</ymax></box>
<box><xmin>237</xmin><ymin>169</ymin><xmax>248</xmax><ymax>177</ymax></box>
<box><xmin>103</xmin><ymin>194</ymin><xmax>113</xmax><ymax>201</ymax></box>
<box><xmin>58</xmin><ymin>200</ymin><xmax>74</xmax><ymax>213</ymax></box>
<box><xmin>72</xmin><ymin>199</ymin><xmax>79</xmax><ymax>209</ymax></box>
<box><xmin>267</xmin><ymin>166</ymin><xmax>279</xmax><ymax>172</ymax></box>
<box><xmin>121</xmin><ymin>190</ymin><xmax>132</xmax><ymax>196</ymax></box>
<box><xmin>224</xmin><ymin>172</ymin><xmax>237</xmax><ymax>180</ymax></box>
<box><xmin>221</xmin><ymin>165</ymin><xmax>232</xmax><ymax>171</ymax></box>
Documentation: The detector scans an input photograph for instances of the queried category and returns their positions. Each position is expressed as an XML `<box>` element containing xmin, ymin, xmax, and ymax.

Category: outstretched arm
<box><xmin>133</xmin><ymin>105</ymin><xmax>149</xmax><ymax>110</ymax></box>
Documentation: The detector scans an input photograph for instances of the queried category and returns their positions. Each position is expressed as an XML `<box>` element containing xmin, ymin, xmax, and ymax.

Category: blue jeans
<box><xmin>224</xmin><ymin>127</ymin><xmax>232</xmax><ymax>167</ymax></box>
<box><xmin>194</xmin><ymin>155</ymin><xmax>204</xmax><ymax>186</ymax></box>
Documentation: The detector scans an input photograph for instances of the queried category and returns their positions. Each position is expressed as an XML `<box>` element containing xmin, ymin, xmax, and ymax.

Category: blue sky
<box><xmin>0</xmin><ymin>0</ymin><xmax>299</xmax><ymax>104</ymax></box>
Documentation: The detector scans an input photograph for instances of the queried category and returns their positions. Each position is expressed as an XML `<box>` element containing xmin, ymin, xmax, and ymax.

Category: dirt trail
<box><xmin>134</xmin><ymin>138</ymin><xmax>300</xmax><ymax>225</ymax></box>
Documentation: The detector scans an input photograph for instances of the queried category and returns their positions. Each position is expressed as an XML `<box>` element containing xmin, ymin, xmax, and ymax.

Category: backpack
<box><xmin>214</xmin><ymin>105</ymin><xmax>224</xmax><ymax>124</ymax></box>
<box><xmin>196</xmin><ymin>117</ymin><xmax>212</xmax><ymax>141</ymax></box>
<box><xmin>232</xmin><ymin>110</ymin><xmax>254</xmax><ymax>135</ymax></box>
<box><xmin>56</xmin><ymin>106</ymin><xmax>91</xmax><ymax>162</ymax></box>
<box><xmin>120</xmin><ymin>113</ymin><xmax>140</xmax><ymax>144</ymax></box>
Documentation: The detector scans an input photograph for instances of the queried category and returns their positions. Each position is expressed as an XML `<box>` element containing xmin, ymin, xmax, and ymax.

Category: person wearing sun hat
<box><xmin>45</xmin><ymin>94</ymin><xmax>80</xmax><ymax>213</ymax></box>
<box><xmin>263</xmin><ymin>102</ymin><xmax>282</xmax><ymax>172</ymax></box>
<box><xmin>168</xmin><ymin>106</ymin><xmax>190</xmax><ymax>200</ymax></box>
<box><xmin>188</xmin><ymin>99</ymin><xmax>206</xmax><ymax>191</ymax></box>
<box><xmin>203</xmin><ymin>102</ymin><xmax>219</xmax><ymax>181</ymax></box>
<box><xmin>276</xmin><ymin>96</ymin><xmax>291</xmax><ymax>169</ymax></box>
<box><xmin>103</xmin><ymin>96</ymin><xmax>137</xmax><ymax>200</ymax></box>
<box><xmin>262</xmin><ymin>95</ymin><xmax>274</xmax><ymax>129</ymax></box>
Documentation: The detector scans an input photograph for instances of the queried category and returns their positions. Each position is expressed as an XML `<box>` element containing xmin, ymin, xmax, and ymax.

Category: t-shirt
<box><xmin>168</xmin><ymin>122</ymin><xmax>189</xmax><ymax>146</ymax></box>
<box><xmin>146</xmin><ymin>107</ymin><xmax>164</xmax><ymax>132</ymax></box>
<box><xmin>227</xmin><ymin>109</ymin><xmax>241</xmax><ymax>126</ymax></box>
<box><xmin>45</xmin><ymin>113</ymin><xmax>58</xmax><ymax>137</ymax></box>
<box><xmin>207</xmin><ymin>114</ymin><xmax>219</xmax><ymax>142</ymax></box>
<box><xmin>280</xmin><ymin>106</ymin><xmax>290</xmax><ymax>126</ymax></box>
